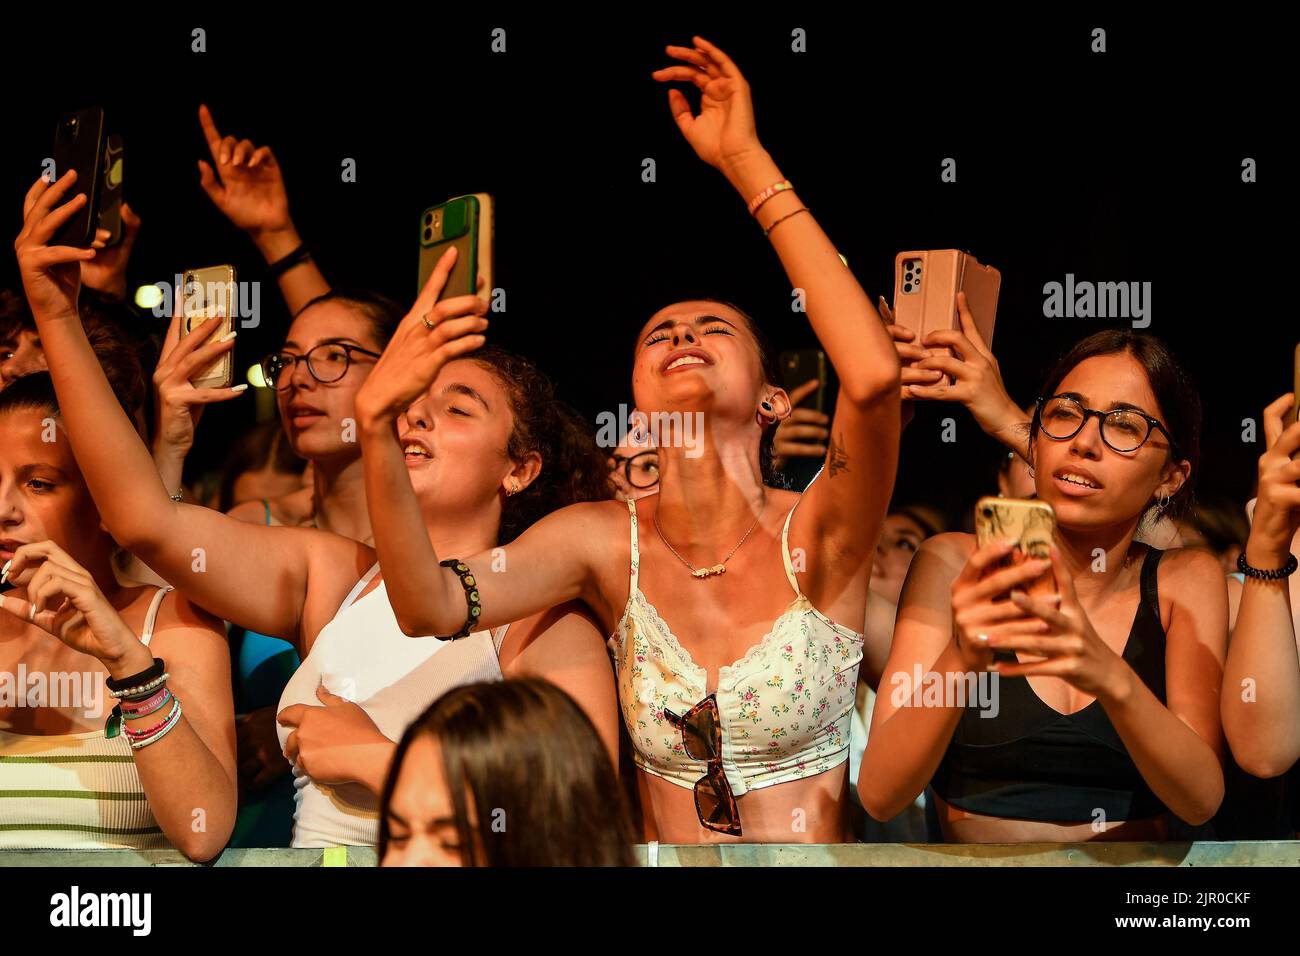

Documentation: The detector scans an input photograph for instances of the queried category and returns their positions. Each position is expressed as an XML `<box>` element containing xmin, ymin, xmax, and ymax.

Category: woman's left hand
<box><xmin>0</xmin><ymin>541</ymin><xmax>149</xmax><ymax>677</ymax></box>
<box><xmin>652</xmin><ymin>36</ymin><xmax>763</xmax><ymax>175</ymax></box>
<box><xmin>278</xmin><ymin>683</ymin><xmax>392</xmax><ymax>788</ymax></box>
<box><xmin>986</xmin><ymin>546</ymin><xmax>1128</xmax><ymax>700</ymax></box>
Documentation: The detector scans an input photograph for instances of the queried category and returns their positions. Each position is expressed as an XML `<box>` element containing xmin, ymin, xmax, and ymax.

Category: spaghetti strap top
<box><xmin>609</xmin><ymin>484</ymin><xmax>865</xmax><ymax>797</ymax></box>
<box><xmin>931</xmin><ymin>547</ymin><xmax>1170</xmax><ymax>822</ymax></box>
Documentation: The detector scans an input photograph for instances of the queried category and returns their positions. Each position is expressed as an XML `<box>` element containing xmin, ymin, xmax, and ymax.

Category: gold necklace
<box><xmin>652</xmin><ymin>504</ymin><xmax>764</xmax><ymax>579</ymax></box>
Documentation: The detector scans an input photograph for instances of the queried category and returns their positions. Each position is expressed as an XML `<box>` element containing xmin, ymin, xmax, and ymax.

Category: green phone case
<box><xmin>417</xmin><ymin>195</ymin><xmax>480</xmax><ymax>299</ymax></box>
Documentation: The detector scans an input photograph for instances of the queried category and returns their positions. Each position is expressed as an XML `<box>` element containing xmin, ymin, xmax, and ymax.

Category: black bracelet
<box><xmin>266</xmin><ymin>243</ymin><xmax>312</xmax><ymax>279</ymax></box>
<box><xmin>1237</xmin><ymin>551</ymin><xmax>1299</xmax><ymax>580</ymax></box>
<box><xmin>104</xmin><ymin>656</ymin><xmax>166</xmax><ymax>694</ymax></box>
<box><xmin>436</xmin><ymin>559</ymin><xmax>482</xmax><ymax>640</ymax></box>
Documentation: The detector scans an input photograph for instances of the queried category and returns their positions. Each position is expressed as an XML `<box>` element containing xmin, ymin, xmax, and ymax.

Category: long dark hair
<box><xmin>469</xmin><ymin>346</ymin><xmax>613</xmax><ymax>543</ymax></box>
<box><xmin>1029</xmin><ymin>330</ymin><xmax>1201</xmax><ymax>522</ymax></box>
<box><xmin>294</xmin><ymin>288</ymin><xmax>405</xmax><ymax>348</ymax></box>
<box><xmin>378</xmin><ymin>678</ymin><xmax>636</xmax><ymax>867</ymax></box>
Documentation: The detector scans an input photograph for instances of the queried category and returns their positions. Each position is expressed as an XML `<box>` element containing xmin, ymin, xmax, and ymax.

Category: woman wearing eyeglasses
<box><xmin>860</xmin><ymin>330</ymin><xmax>1226</xmax><ymax>842</ymax></box>
<box><xmin>356</xmin><ymin>37</ymin><xmax>901</xmax><ymax>843</ymax></box>
<box><xmin>15</xmin><ymin>171</ymin><xmax>620</xmax><ymax>848</ymax></box>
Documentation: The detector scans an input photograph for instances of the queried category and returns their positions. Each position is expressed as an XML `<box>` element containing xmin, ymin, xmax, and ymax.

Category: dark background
<box><xmin>1</xmin><ymin>10</ymin><xmax>1283</xmax><ymax>528</ymax></box>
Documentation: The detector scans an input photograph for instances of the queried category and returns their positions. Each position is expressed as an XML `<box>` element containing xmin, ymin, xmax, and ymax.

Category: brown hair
<box><xmin>469</xmin><ymin>346</ymin><xmax>613</xmax><ymax>543</ymax></box>
<box><xmin>378</xmin><ymin>678</ymin><xmax>636</xmax><ymax>866</ymax></box>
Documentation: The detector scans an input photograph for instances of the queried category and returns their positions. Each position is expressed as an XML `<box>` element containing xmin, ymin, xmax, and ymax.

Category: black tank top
<box><xmin>930</xmin><ymin>547</ymin><xmax>1169</xmax><ymax>823</ymax></box>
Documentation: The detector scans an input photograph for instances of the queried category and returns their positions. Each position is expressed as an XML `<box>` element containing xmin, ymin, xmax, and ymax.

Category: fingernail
<box><xmin>218</xmin><ymin>331</ymin><xmax>237</xmax><ymax>343</ymax></box>
<box><xmin>231</xmin><ymin>384</ymin><xmax>248</xmax><ymax>393</ymax></box>
<box><xmin>1</xmin><ymin>559</ymin><xmax>10</xmax><ymax>584</ymax></box>
<box><xmin>975</xmin><ymin>633</ymin><xmax>989</xmax><ymax>643</ymax></box>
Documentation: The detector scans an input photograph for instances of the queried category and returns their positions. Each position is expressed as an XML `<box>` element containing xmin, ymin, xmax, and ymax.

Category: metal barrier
<box><xmin>1</xmin><ymin>842</ymin><xmax>1297</xmax><ymax>867</ymax></box>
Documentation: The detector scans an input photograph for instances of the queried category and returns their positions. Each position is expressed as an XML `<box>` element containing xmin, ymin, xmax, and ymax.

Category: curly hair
<box><xmin>468</xmin><ymin>346</ymin><xmax>613</xmax><ymax>544</ymax></box>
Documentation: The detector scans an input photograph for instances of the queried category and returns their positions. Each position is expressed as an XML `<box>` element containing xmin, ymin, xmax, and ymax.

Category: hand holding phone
<box><xmin>180</xmin><ymin>266</ymin><xmax>236</xmax><ymax>389</ymax></box>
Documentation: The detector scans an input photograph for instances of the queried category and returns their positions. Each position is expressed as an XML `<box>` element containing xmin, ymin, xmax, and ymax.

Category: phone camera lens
<box><xmin>423</xmin><ymin>228</ymin><xmax>432</xmax><ymax>241</ymax></box>
<box><xmin>982</xmin><ymin>507</ymin><xmax>993</xmax><ymax>518</ymax></box>
<box><xmin>914</xmin><ymin>266</ymin><xmax>922</xmax><ymax>274</ymax></box>
<box><xmin>903</xmin><ymin>283</ymin><xmax>913</xmax><ymax>293</ymax></box>
<box><xmin>424</xmin><ymin>213</ymin><xmax>433</xmax><ymax>226</ymax></box>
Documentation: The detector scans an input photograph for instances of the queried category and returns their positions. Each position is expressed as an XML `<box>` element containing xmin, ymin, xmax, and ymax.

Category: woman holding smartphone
<box><xmin>14</xmin><ymin>170</ymin><xmax>618</xmax><ymax>849</ymax></box>
<box><xmin>1221</xmin><ymin>393</ymin><xmax>1300</xmax><ymax>784</ymax></box>
<box><xmin>356</xmin><ymin>37</ymin><xmax>901</xmax><ymax>843</ymax></box>
<box><xmin>859</xmin><ymin>330</ymin><xmax>1226</xmax><ymax>841</ymax></box>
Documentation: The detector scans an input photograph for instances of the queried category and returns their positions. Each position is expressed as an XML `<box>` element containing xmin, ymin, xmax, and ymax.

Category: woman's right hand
<box><xmin>355</xmin><ymin>246</ymin><xmax>489</xmax><ymax>431</ymax></box>
<box><xmin>15</xmin><ymin>171</ymin><xmax>97</xmax><ymax>323</ymax></box>
<box><xmin>197</xmin><ymin>105</ymin><xmax>296</xmax><ymax>250</ymax></box>
<box><xmin>905</xmin><ymin>291</ymin><xmax>1027</xmax><ymax>450</ymax></box>
<box><xmin>1247</xmin><ymin>393</ymin><xmax>1300</xmax><ymax>565</ymax></box>
<box><xmin>949</xmin><ymin>540</ymin><xmax>1052</xmax><ymax>673</ymax></box>
<box><xmin>151</xmin><ymin>310</ymin><xmax>247</xmax><ymax>458</ymax></box>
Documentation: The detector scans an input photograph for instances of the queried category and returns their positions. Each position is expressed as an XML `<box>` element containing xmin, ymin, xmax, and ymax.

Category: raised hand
<box><xmin>197</xmin><ymin>104</ymin><xmax>293</xmax><ymax>243</ymax></box>
<box><xmin>151</xmin><ymin>309</ymin><xmax>247</xmax><ymax>459</ymax></box>
<box><xmin>81</xmin><ymin>202</ymin><xmax>141</xmax><ymax>299</ymax></box>
<box><xmin>907</xmin><ymin>291</ymin><xmax>1028</xmax><ymax>453</ymax></box>
<box><xmin>15</xmin><ymin>171</ymin><xmax>97</xmax><ymax>322</ymax></box>
<box><xmin>1246</xmin><ymin>393</ymin><xmax>1300</xmax><ymax>566</ymax></box>
<box><xmin>652</xmin><ymin>36</ymin><xmax>764</xmax><ymax>175</ymax></box>
<box><xmin>354</xmin><ymin>245</ymin><xmax>489</xmax><ymax>429</ymax></box>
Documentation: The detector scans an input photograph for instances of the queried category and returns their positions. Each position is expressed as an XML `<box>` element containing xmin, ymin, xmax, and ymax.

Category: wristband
<box><xmin>746</xmin><ymin>179</ymin><xmax>793</xmax><ymax>216</ymax></box>
<box><xmin>266</xmin><ymin>242</ymin><xmax>312</xmax><ymax>279</ymax></box>
<box><xmin>1237</xmin><ymin>551</ymin><xmax>1298</xmax><ymax>580</ymax></box>
<box><xmin>106</xmin><ymin>657</ymin><xmax>166</xmax><ymax>696</ymax></box>
<box><xmin>763</xmin><ymin>206</ymin><xmax>810</xmax><ymax>238</ymax></box>
<box><xmin>436</xmin><ymin>559</ymin><xmax>482</xmax><ymax>640</ymax></box>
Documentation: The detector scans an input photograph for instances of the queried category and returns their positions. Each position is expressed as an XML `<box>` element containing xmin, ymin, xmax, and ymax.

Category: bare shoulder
<box><xmin>226</xmin><ymin>499</ymin><xmax>266</xmax><ymax>525</ymax></box>
<box><xmin>919</xmin><ymin>531</ymin><xmax>976</xmax><ymax>568</ymax></box>
<box><xmin>1156</xmin><ymin>545</ymin><xmax>1228</xmax><ymax>598</ymax></box>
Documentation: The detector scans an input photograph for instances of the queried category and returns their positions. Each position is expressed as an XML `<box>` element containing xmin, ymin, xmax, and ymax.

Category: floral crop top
<box><xmin>608</xmin><ymin>491</ymin><xmax>864</xmax><ymax>798</ymax></box>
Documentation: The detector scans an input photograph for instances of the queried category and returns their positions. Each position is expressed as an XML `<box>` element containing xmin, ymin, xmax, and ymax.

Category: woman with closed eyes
<box><xmin>356</xmin><ymin>36</ymin><xmax>901</xmax><ymax>843</ymax></box>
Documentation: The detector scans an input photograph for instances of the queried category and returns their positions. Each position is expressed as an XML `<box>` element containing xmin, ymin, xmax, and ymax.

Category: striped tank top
<box><xmin>0</xmin><ymin>585</ymin><xmax>172</xmax><ymax>849</ymax></box>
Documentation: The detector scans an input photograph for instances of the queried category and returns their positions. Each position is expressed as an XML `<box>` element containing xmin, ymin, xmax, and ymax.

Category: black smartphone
<box><xmin>97</xmin><ymin>134</ymin><xmax>124</xmax><ymax>247</ymax></box>
<box><xmin>50</xmin><ymin>107</ymin><xmax>106</xmax><ymax>248</ymax></box>
<box><xmin>779</xmin><ymin>349</ymin><xmax>837</xmax><ymax>413</ymax></box>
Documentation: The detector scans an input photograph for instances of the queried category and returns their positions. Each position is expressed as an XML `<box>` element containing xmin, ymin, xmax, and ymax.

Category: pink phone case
<box><xmin>892</xmin><ymin>251</ymin><xmax>1001</xmax><ymax>377</ymax></box>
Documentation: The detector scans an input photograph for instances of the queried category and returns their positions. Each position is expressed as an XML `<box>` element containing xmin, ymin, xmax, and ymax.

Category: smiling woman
<box><xmin>861</xmin><ymin>329</ymin><xmax>1228</xmax><ymax>843</ymax></box>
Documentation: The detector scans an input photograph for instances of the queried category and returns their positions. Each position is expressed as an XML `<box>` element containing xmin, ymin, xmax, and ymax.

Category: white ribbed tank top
<box><xmin>277</xmin><ymin>562</ymin><xmax>506</xmax><ymax>848</ymax></box>
<box><xmin>0</xmin><ymin>585</ymin><xmax>172</xmax><ymax>849</ymax></box>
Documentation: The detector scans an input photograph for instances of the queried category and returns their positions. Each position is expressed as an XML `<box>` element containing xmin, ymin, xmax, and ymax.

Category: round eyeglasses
<box><xmin>260</xmin><ymin>343</ymin><xmax>382</xmax><ymax>391</ymax></box>
<box><xmin>609</xmin><ymin>450</ymin><xmax>660</xmax><ymax>489</ymax></box>
<box><xmin>1035</xmin><ymin>395</ymin><xmax>1174</xmax><ymax>454</ymax></box>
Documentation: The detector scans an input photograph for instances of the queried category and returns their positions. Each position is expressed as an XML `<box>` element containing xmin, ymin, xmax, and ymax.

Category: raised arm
<box><xmin>15</xmin><ymin>171</ymin><xmax>354</xmax><ymax>643</ymax></box>
<box><xmin>1223</xmin><ymin>394</ymin><xmax>1300</xmax><ymax>777</ymax></box>
<box><xmin>197</xmin><ymin>105</ymin><xmax>329</xmax><ymax>315</ymax></box>
<box><xmin>653</xmin><ymin>36</ymin><xmax>899</xmax><ymax>602</ymax></box>
<box><xmin>354</xmin><ymin>248</ymin><xmax>608</xmax><ymax>637</ymax></box>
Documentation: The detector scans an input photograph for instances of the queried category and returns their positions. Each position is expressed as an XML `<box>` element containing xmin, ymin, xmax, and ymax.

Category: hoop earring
<box><xmin>1155</xmin><ymin>491</ymin><xmax>1171</xmax><ymax>514</ymax></box>
<box><xmin>507</xmin><ymin>479</ymin><xmax>520</xmax><ymax>497</ymax></box>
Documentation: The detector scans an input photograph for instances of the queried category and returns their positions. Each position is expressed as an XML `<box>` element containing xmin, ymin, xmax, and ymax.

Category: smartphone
<box><xmin>97</xmin><ymin>134</ymin><xmax>125</xmax><ymax>247</ymax></box>
<box><xmin>893</xmin><ymin>250</ymin><xmax>1000</xmax><ymax>382</ymax></box>
<box><xmin>50</xmin><ymin>107</ymin><xmax>107</xmax><ymax>248</ymax></box>
<box><xmin>180</xmin><ymin>265</ymin><xmax>236</xmax><ymax>389</ymax></box>
<box><xmin>417</xmin><ymin>194</ymin><xmax>494</xmax><ymax>304</ymax></box>
<box><xmin>973</xmin><ymin>496</ymin><xmax>1056</xmax><ymax>597</ymax></box>
<box><xmin>779</xmin><ymin>349</ymin><xmax>837</xmax><ymax>414</ymax></box>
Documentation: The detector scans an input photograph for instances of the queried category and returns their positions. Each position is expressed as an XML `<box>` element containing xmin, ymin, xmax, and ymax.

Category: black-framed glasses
<box><xmin>664</xmin><ymin>695</ymin><xmax>741</xmax><ymax>836</ymax></box>
<box><xmin>609</xmin><ymin>450</ymin><xmax>660</xmax><ymax>489</ymax></box>
<box><xmin>1034</xmin><ymin>395</ymin><xmax>1174</xmax><ymax>455</ymax></box>
<box><xmin>260</xmin><ymin>343</ymin><xmax>382</xmax><ymax>391</ymax></box>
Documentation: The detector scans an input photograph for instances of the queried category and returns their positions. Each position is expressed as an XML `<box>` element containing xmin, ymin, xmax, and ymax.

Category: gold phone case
<box><xmin>973</xmin><ymin>496</ymin><xmax>1056</xmax><ymax>596</ymax></box>
<box><xmin>181</xmin><ymin>265</ymin><xmax>235</xmax><ymax>390</ymax></box>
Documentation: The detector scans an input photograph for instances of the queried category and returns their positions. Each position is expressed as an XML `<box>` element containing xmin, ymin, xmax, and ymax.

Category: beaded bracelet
<box><xmin>108</xmin><ymin>671</ymin><xmax>171</xmax><ymax>700</ymax></box>
<box><xmin>746</xmin><ymin>179</ymin><xmax>793</xmax><ymax>216</ymax></box>
<box><xmin>1237</xmin><ymin>551</ymin><xmax>1298</xmax><ymax>580</ymax></box>
<box><xmin>125</xmin><ymin>698</ymin><xmax>181</xmax><ymax>740</ymax></box>
<box><xmin>437</xmin><ymin>559</ymin><xmax>482</xmax><ymax>640</ymax></box>
<box><xmin>129</xmin><ymin>699</ymin><xmax>184</xmax><ymax>751</ymax></box>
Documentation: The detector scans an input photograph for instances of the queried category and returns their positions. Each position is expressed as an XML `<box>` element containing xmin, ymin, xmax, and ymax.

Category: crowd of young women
<box><xmin>1</xmin><ymin>36</ymin><xmax>1296</xmax><ymax>864</ymax></box>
